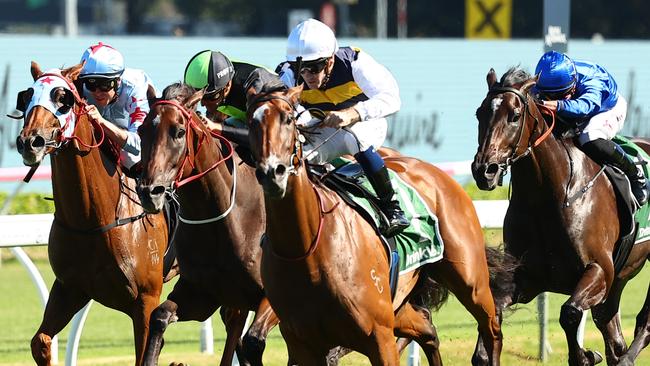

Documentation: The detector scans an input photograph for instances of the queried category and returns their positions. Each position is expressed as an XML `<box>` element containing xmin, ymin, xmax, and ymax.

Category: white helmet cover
<box><xmin>286</xmin><ymin>19</ymin><xmax>339</xmax><ymax>62</ymax></box>
<box><xmin>79</xmin><ymin>42</ymin><xmax>125</xmax><ymax>79</ymax></box>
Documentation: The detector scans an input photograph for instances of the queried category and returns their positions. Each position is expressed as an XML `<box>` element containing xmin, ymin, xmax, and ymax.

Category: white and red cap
<box><xmin>79</xmin><ymin>42</ymin><xmax>125</xmax><ymax>79</ymax></box>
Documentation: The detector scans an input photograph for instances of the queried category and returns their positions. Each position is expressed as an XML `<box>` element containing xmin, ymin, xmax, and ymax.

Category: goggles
<box><xmin>290</xmin><ymin>58</ymin><xmax>329</xmax><ymax>75</ymax></box>
<box><xmin>83</xmin><ymin>78</ymin><xmax>118</xmax><ymax>92</ymax></box>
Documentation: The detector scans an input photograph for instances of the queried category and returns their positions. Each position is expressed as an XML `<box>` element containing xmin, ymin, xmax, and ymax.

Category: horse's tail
<box><xmin>485</xmin><ymin>245</ymin><xmax>520</xmax><ymax>310</ymax></box>
<box><xmin>410</xmin><ymin>271</ymin><xmax>450</xmax><ymax>312</ymax></box>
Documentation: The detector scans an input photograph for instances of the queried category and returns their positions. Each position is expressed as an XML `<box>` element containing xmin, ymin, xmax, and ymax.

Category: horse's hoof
<box><xmin>168</xmin><ymin>363</ymin><xmax>186</xmax><ymax>366</ymax></box>
<box><xmin>586</xmin><ymin>350</ymin><xmax>603</xmax><ymax>365</ymax></box>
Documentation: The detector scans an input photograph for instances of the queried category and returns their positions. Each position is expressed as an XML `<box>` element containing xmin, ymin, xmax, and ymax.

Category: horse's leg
<box><xmin>430</xmin><ymin>261</ymin><xmax>502</xmax><ymax>366</ymax></box>
<box><xmin>365</xmin><ymin>325</ymin><xmax>401</xmax><ymax>366</ymax></box>
<box><xmin>31</xmin><ymin>280</ymin><xmax>89</xmax><ymax>366</ymax></box>
<box><xmin>219</xmin><ymin>306</ymin><xmax>249</xmax><ymax>366</ymax></box>
<box><xmin>143</xmin><ymin>277</ymin><xmax>218</xmax><ymax>366</ymax></box>
<box><xmin>617</xmin><ymin>280</ymin><xmax>650</xmax><ymax>366</ymax></box>
<box><xmin>560</xmin><ymin>262</ymin><xmax>609</xmax><ymax>366</ymax></box>
<box><xmin>279</xmin><ymin>324</ymin><xmax>329</xmax><ymax>366</ymax></box>
<box><xmin>590</xmin><ymin>279</ymin><xmax>627</xmax><ymax>365</ymax></box>
<box><xmin>133</xmin><ymin>292</ymin><xmax>162</xmax><ymax>366</ymax></box>
<box><xmin>393</xmin><ymin>302</ymin><xmax>442</xmax><ymax>366</ymax></box>
<box><xmin>242</xmin><ymin>297</ymin><xmax>280</xmax><ymax>366</ymax></box>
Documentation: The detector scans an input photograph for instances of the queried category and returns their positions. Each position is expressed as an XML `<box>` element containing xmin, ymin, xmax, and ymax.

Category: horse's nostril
<box><xmin>151</xmin><ymin>186</ymin><xmax>166</xmax><ymax>196</ymax></box>
<box><xmin>275</xmin><ymin>164</ymin><xmax>286</xmax><ymax>177</ymax></box>
<box><xmin>486</xmin><ymin>163</ymin><xmax>500</xmax><ymax>175</ymax></box>
<box><xmin>31</xmin><ymin>136</ymin><xmax>45</xmax><ymax>149</ymax></box>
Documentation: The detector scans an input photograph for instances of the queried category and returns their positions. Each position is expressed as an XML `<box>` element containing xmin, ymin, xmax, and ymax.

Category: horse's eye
<box><xmin>170</xmin><ymin>126</ymin><xmax>186</xmax><ymax>139</ymax></box>
<box><xmin>511</xmin><ymin>112</ymin><xmax>521</xmax><ymax>123</ymax></box>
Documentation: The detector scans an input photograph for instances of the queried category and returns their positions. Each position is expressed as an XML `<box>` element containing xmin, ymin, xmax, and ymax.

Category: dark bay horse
<box><xmin>17</xmin><ymin>62</ymin><xmax>168</xmax><ymax>365</ymax></box>
<box><xmin>136</xmin><ymin>85</ymin><xmax>278</xmax><ymax>366</ymax></box>
<box><xmin>247</xmin><ymin>85</ymin><xmax>507</xmax><ymax>365</ymax></box>
<box><xmin>472</xmin><ymin>67</ymin><xmax>650</xmax><ymax>366</ymax></box>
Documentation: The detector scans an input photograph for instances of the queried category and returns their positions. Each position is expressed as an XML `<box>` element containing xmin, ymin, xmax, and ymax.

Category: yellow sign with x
<box><xmin>466</xmin><ymin>0</ymin><xmax>512</xmax><ymax>38</ymax></box>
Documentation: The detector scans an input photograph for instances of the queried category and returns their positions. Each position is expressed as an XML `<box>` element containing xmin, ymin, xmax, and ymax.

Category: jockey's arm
<box><xmin>349</xmin><ymin>51</ymin><xmax>401</xmax><ymax>121</ymax></box>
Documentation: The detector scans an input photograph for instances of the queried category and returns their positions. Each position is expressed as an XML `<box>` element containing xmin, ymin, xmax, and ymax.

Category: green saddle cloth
<box><xmin>613</xmin><ymin>135</ymin><xmax>650</xmax><ymax>243</ymax></box>
<box><xmin>330</xmin><ymin>158</ymin><xmax>444</xmax><ymax>275</ymax></box>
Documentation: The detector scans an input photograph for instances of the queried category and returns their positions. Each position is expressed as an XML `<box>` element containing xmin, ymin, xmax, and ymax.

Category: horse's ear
<box><xmin>146</xmin><ymin>84</ymin><xmax>157</xmax><ymax>105</ymax></box>
<box><xmin>61</xmin><ymin>62</ymin><xmax>84</xmax><ymax>81</ymax></box>
<box><xmin>286</xmin><ymin>84</ymin><xmax>304</xmax><ymax>105</ymax></box>
<box><xmin>183</xmin><ymin>89</ymin><xmax>204</xmax><ymax>110</ymax></box>
<box><xmin>30</xmin><ymin>61</ymin><xmax>43</xmax><ymax>81</ymax></box>
<box><xmin>487</xmin><ymin>68</ymin><xmax>497</xmax><ymax>89</ymax></box>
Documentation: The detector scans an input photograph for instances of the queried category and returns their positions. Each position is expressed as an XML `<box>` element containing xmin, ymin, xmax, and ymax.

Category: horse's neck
<box><xmin>51</xmin><ymin>116</ymin><xmax>120</xmax><ymax>222</ymax></box>
<box><xmin>511</xmin><ymin>135</ymin><xmax>591</xmax><ymax>200</ymax></box>
<box><xmin>265</xmin><ymin>171</ymin><xmax>321</xmax><ymax>259</ymax></box>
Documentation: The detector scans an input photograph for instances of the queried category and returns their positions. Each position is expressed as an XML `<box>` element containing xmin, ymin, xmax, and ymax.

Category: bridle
<box><xmin>151</xmin><ymin>99</ymin><xmax>234</xmax><ymax>189</ymax></box>
<box><xmin>247</xmin><ymin>92</ymin><xmax>304</xmax><ymax>175</ymax></box>
<box><xmin>485</xmin><ymin>85</ymin><xmax>555</xmax><ymax>175</ymax></box>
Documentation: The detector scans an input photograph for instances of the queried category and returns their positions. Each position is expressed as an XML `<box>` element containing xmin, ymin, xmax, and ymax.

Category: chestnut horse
<box><xmin>246</xmin><ymin>85</ymin><xmax>507</xmax><ymax>365</ymax></box>
<box><xmin>18</xmin><ymin>62</ymin><xmax>168</xmax><ymax>366</ymax></box>
<box><xmin>472</xmin><ymin>67</ymin><xmax>650</xmax><ymax>366</ymax></box>
<box><xmin>136</xmin><ymin>85</ymin><xmax>278</xmax><ymax>366</ymax></box>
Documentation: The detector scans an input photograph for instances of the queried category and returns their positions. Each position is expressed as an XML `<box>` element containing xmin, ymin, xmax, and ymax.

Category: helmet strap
<box><xmin>294</xmin><ymin>56</ymin><xmax>303</xmax><ymax>86</ymax></box>
<box><xmin>319</xmin><ymin>56</ymin><xmax>333</xmax><ymax>91</ymax></box>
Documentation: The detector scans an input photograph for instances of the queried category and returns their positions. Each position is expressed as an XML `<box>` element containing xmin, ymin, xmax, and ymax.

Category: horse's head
<box><xmin>247</xmin><ymin>85</ymin><xmax>303</xmax><ymax>199</ymax></box>
<box><xmin>137</xmin><ymin>83</ymin><xmax>203</xmax><ymax>213</ymax></box>
<box><xmin>471</xmin><ymin>67</ymin><xmax>544</xmax><ymax>190</ymax></box>
<box><xmin>16</xmin><ymin>61</ymin><xmax>83</xmax><ymax>166</ymax></box>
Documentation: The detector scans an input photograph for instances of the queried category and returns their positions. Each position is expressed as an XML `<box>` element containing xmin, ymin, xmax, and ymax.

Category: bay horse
<box><xmin>136</xmin><ymin>84</ymin><xmax>279</xmax><ymax>366</ymax></box>
<box><xmin>472</xmin><ymin>67</ymin><xmax>650</xmax><ymax>366</ymax></box>
<box><xmin>246</xmin><ymin>85</ymin><xmax>509</xmax><ymax>365</ymax></box>
<box><xmin>17</xmin><ymin>62</ymin><xmax>168</xmax><ymax>366</ymax></box>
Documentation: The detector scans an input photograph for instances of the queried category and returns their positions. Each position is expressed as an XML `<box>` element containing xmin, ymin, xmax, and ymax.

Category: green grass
<box><xmin>1</xmin><ymin>247</ymin><xmax>649</xmax><ymax>365</ymax></box>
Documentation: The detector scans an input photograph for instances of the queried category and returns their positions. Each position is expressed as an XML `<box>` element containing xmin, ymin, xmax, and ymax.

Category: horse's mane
<box><xmin>161</xmin><ymin>82</ymin><xmax>195</xmax><ymax>101</ymax></box>
<box><xmin>499</xmin><ymin>66</ymin><xmax>532</xmax><ymax>88</ymax></box>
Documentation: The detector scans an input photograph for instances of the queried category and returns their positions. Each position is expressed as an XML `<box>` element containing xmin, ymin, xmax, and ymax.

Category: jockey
<box><xmin>79</xmin><ymin>42</ymin><xmax>154</xmax><ymax>172</ymax></box>
<box><xmin>534</xmin><ymin>51</ymin><xmax>649</xmax><ymax>206</ymax></box>
<box><xmin>183</xmin><ymin>50</ymin><xmax>285</xmax><ymax>146</ymax></box>
<box><xmin>277</xmin><ymin>18</ymin><xmax>409</xmax><ymax>236</ymax></box>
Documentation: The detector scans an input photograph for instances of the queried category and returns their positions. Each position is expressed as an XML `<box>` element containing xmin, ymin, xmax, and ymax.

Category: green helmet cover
<box><xmin>184</xmin><ymin>50</ymin><xmax>234</xmax><ymax>92</ymax></box>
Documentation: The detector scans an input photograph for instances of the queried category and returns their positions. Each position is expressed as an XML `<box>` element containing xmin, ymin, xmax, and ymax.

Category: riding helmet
<box><xmin>286</xmin><ymin>19</ymin><xmax>338</xmax><ymax>62</ymax></box>
<box><xmin>184</xmin><ymin>50</ymin><xmax>235</xmax><ymax>93</ymax></box>
<box><xmin>534</xmin><ymin>51</ymin><xmax>577</xmax><ymax>93</ymax></box>
<box><xmin>79</xmin><ymin>42</ymin><xmax>125</xmax><ymax>79</ymax></box>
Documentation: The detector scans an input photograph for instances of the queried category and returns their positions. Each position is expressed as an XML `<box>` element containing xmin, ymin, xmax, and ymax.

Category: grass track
<box><xmin>1</xmin><ymin>247</ymin><xmax>649</xmax><ymax>365</ymax></box>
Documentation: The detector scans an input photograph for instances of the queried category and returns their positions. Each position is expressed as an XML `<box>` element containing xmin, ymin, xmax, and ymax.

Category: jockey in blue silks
<box><xmin>534</xmin><ymin>50</ymin><xmax>649</xmax><ymax>206</ymax></box>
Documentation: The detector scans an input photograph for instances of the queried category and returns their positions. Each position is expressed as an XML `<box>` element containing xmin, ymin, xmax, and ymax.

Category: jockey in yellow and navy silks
<box><xmin>183</xmin><ymin>50</ymin><xmax>286</xmax><ymax>146</ymax></box>
<box><xmin>79</xmin><ymin>42</ymin><xmax>154</xmax><ymax>170</ymax></box>
<box><xmin>277</xmin><ymin>18</ymin><xmax>409</xmax><ymax>236</ymax></box>
<box><xmin>535</xmin><ymin>51</ymin><xmax>649</xmax><ymax>206</ymax></box>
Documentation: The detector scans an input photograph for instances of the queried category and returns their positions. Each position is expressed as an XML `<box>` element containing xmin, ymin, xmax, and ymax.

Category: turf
<box><xmin>0</xmin><ymin>247</ymin><xmax>648</xmax><ymax>365</ymax></box>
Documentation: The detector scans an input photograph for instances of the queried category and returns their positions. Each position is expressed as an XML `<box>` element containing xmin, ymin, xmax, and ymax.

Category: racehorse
<box><xmin>472</xmin><ymin>67</ymin><xmax>650</xmax><ymax>366</ymax></box>
<box><xmin>18</xmin><ymin>62</ymin><xmax>168</xmax><ymax>366</ymax></box>
<box><xmin>136</xmin><ymin>84</ymin><xmax>279</xmax><ymax>366</ymax></box>
<box><xmin>246</xmin><ymin>85</ymin><xmax>509</xmax><ymax>365</ymax></box>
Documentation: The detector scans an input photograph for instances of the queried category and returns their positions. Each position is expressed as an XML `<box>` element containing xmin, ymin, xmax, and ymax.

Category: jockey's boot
<box><xmin>355</xmin><ymin>148</ymin><xmax>410</xmax><ymax>237</ymax></box>
<box><xmin>582</xmin><ymin>138</ymin><xmax>650</xmax><ymax>206</ymax></box>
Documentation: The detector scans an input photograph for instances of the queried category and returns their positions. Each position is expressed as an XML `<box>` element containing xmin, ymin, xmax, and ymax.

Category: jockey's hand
<box><xmin>322</xmin><ymin>108</ymin><xmax>361</xmax><ymax>128</ymax></box>
<box><xmin>84</xmin><ymin>105</ymin><xmax>107</xmax><ymax>125</ymax></box>
<box><xmin>541</xmin><ymin>100</ymin><xmax>559</xmax><ymax>112</ymax></box>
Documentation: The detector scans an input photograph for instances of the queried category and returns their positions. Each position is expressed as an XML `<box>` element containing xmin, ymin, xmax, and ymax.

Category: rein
<box><xmin>152</xmin><ymin>99</ymin><xmax>235</xmax><ymax>189</ymax></box>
